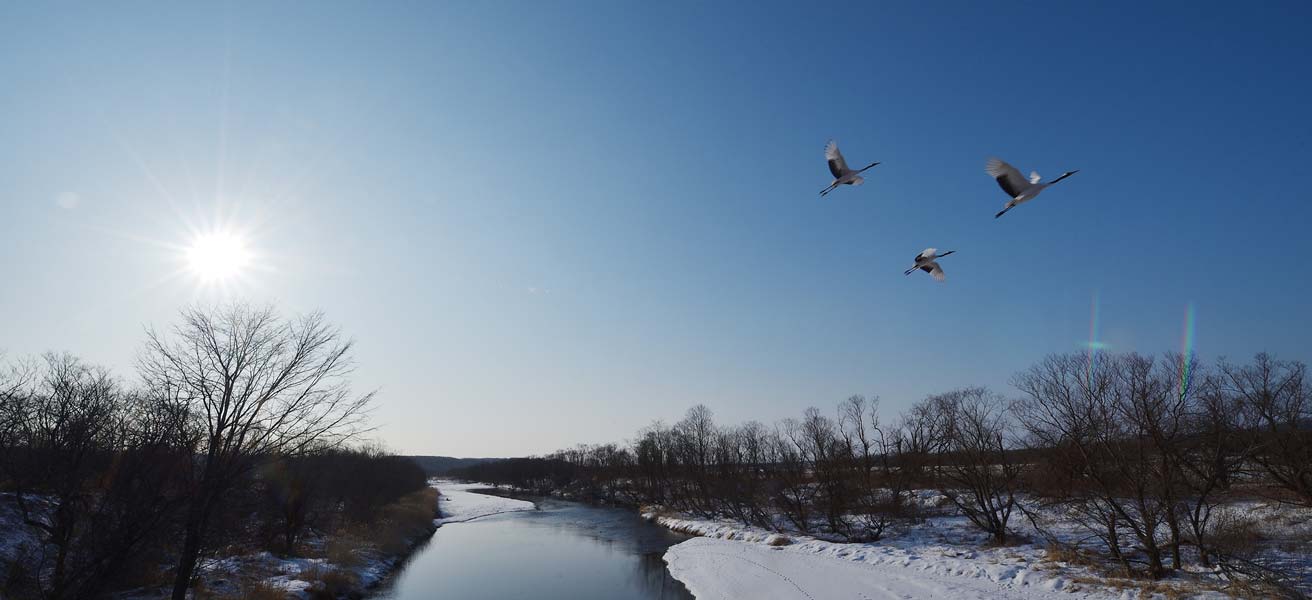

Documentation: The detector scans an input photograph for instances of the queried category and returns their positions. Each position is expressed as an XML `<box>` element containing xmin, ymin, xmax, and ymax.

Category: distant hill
<box><xmin>404</xmin><ymin>455</ymin><xmax>504</xmax><ymax>476</ymax></box>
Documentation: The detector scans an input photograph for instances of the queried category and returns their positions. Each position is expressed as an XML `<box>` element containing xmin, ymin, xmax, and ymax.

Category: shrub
<box><xmin>234</xmin><ymin>580</ymin><xmax>291</xmax><ymax>600</ymax></box>
<box><xmin>325</xmin><ymin>536</ymin><xmax>364</xmax><ymax>569</ymax></box>
<box><xmin>304</xmin><ymin>567</ymin><xmax>360</xmax><ymax>600</ymax></box>
<box><xmin>368</xmin><ymin>488</ymin><xmax>438</xmax><ymax>555</ymax></box>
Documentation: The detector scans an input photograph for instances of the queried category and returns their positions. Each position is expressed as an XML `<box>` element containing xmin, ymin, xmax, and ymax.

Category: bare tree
<box><xmin>797</xmin><ymin>407</ymin><xmax>851</xmax><ymax>537</ymax></box>
<box><xmin>1181</xmin><ymin>366</ymin><xmax>1252</xmax><ymax>567</ymax></box>
<box><xmin>839</xmin><ymin>395</ymin><xmax>892</xmax><ymax>540</ymax></box>
<box><xmin>673</xmin><ymin>405</ymin><xmax>717</xmax><ymax>516</ymax></box>
<box><xmin>883</xmin><ymin>406</ymin><xmax>936</xmax><ymax>522</ymax></box>
<box><xmin>137</xmin><ymin>304</ymin><xmax>374</xmax><ymax>600</ymax></box>
<box><xmin>1220</xmin><ymin>353</ymin><xmax>1312</xmax><ymax>506</ymax></box>
<box><xmin>633</xmin><ymin>421</ymin><xmax>675</xmax><ymax>505</ymax></box>
<box><xmin>1015</xmin><ymin>353</ymin><xmax>1195</xmax><ymax>577</ymax></box>
<box><xmin>1015</xmin><ymin>353</ymin><xmax>1149</xmax><ymax>574</ymax></box>
<box><xmin>0</xmin><ymin>354</ymin><xmax>195</xmax><ymax>600</ymax></box>
<box><xmin>0</xmin><ymin>354</ymin><xmax>35</xmax><ymax>457</ymax></box>
<box><xmin>772</xmin><ymin>419</ymin><xmax>817</xmax><ymax>533</ymax></box>
<box><xmin>1113</xmin><ymin>353</ymin><xmax>1191</xmax><ymax>570</ymax></box>
<box><xmin>713</xmin><ymin>421</ymin><xmax>772</xmax><ymax>527</ymax></box>
<box><xmin>1</xmin><ymin>354</ymin><xmax>121</xmax><ymax>599</ymax></box>
<box><xmin>914</xmin><ymin>388</ymin><xmax>1022</xmax><ymax>544</ymax></box>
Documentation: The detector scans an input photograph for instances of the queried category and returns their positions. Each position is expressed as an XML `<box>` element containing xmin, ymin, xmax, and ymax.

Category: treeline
<box><xmin>454</xmin><ymin>352</ymin><xmax>1311</xmax><ymax>589</ymax></box>
<box><xmin>405</xmin><ymin>455</ymin><xmax>502</xmax><ymax>477</ymax></box>
<box><xmin>0</xmin><ymin>304</ymin><xmax>427</xmax><ymax>600</ymax></box>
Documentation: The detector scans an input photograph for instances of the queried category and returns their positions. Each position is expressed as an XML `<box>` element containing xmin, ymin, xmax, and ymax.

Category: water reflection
<box><xmin>632</xmin><ymin>552</ymin><xmax>691</xmax><ymax>599</ymax></box>
<box><xmin>374</xmin><ymin>496</ymin><xmax>693</xmax><ymax>600</ymax></box>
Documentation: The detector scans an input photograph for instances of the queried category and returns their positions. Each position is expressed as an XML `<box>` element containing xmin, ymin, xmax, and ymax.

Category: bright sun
<box><xmin>186</xmin><ymin>231</ymin><xmax>251</xmax><ymax>283</ymax></box>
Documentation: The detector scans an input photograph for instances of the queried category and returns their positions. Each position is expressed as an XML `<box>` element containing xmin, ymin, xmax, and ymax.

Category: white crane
<box><xmin>904</xmin><ymin>248</ymin><xmax>955</xmax><ymax>282</ymax></box>
<box><xmin>986</xmin><ymin>157</ymin><xmax>1078</xmax><ymax>218</ymax></box>
<box><xmin>819</xmin><ymin>140</ymin><xmax>880</xmax><ymax>196</ymax></box>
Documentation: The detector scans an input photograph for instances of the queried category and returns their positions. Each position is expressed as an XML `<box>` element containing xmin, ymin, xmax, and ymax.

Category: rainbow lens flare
<box><xmin>1179</xmin><ymin>303</ymin><xmax>1196</xmax><ymax>397</ymax></box>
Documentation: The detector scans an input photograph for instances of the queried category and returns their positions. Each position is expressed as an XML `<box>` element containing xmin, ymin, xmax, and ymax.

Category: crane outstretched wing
<box><xmin>916</xmin><ymin>248</ymin><xmax>936</xmax><ymax>262</ymax></box>
<box><xmin>825</xmin><ymin>140</ymin><xmax>849</xmax><ymax>178</ymax></box>
<box><xmin>921</xmin><ymin>262</ymin><xmax>946</xmax><ymax>281</ymax></box>
<box><xmin>986</xmin><ymin>158</ymin><xmax>1029</xmax><ymax>198</ymax></box>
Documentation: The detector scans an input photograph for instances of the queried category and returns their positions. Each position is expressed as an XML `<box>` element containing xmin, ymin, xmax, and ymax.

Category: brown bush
<box><xmin>1209</xmin><ymin>513</ymin><xmax>1266</xmax><ymax>556</ymax></box>
<box><xmin>363</xmin><ymin>488</ymin><xmax>438</xmax><ymax>555</ymax></box>
<box><xmin>304</xmin><ymin>566</ymin><xmax>360</xmax><ymax>600</ymax></box>
<box><xmin>324</xmin><ymin>536</ymin><xmax>364</xmax><ymax>569</ymax></box>
<box><xmin>1042</xmin><ymin>543</ymin><xmax>1101</xmax><ymax>569</ymax></box>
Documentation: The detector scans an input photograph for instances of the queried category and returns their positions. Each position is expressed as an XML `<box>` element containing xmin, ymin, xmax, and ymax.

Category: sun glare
<box><xmin>186</xmin><ymin>231</ymin><xmax>251</xmax><ymax>283</ymax></box>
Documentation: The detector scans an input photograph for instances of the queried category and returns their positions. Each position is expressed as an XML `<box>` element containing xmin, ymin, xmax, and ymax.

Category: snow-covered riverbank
<box><xmin>433</xmin><ymin>480</ymin><xmax>536</xmax><ymax>525</ymax></box>
<box><xmin>654</xmin><ymin>513</ymin><xmax>1118</xmax><ymax>600</ymax></box>
<box><xmin>666</xmin><ymin>535</ymin><xmax>1113</xmax><ymax>600</ymax></box>
<box><xmin>654</xmin><ymin>498</ymin><xmax>1312</xmax><ymax>600</ymax></box>
<box><xmin>649</xmin><ymin>505</ymin><xmax>1264</xmax><ymax>600</ymax></box>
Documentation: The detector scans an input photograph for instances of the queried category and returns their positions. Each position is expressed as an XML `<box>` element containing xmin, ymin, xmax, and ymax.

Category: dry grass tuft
<box><xmin>640</xmin><ymin>505</ymin><xmax>678</xmax><ymax>521</ymax></box>
<box><xmin>329</xmin><ymin>487</ymin><xmax>438</xmax><ymax>560</ymax></box>
<box><xmin>304</xmin><ymin>566</ymin><xmax>361</xmax><ymax>600</ymax></box>
<box><xmin>1041</xmin><ymin>543</ymin><xmax>1100</xmax><ymax>568</ymax></box>
<box><xmin>1212</xmin><ymin>513</ymin><xmax>1267</xmax><ymax>549</ymax></box>
<box><xmin>658</xmin><ymin>521</ymin><xmax>706</xmax><ymax>537</ymax></box>
<box><xmin>324</xmin><ymin>536</ymin><xmax>364</xmax><ymax>569</ymax></box>
<box><xmin>370</xmin><ymin>488</ymin><xmax>439</xmax><ymax>555</ymax></box>
<box><xmin>231</xmin><ymin>580</ymin><xmax>291</xmax><ymax>600</ymax></box>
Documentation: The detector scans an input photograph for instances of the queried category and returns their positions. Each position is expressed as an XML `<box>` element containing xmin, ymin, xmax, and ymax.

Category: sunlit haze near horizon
<box><xmin>2</xmin><ymin>2</ymin><xmax>1310</xmax><ymax>457</ymax></box>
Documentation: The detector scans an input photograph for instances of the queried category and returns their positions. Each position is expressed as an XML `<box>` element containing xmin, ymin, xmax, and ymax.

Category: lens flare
<box><xmin>1179</xmin><ymin>303</ymin><xmax>1197</xmax><ymax>397</ymax></box>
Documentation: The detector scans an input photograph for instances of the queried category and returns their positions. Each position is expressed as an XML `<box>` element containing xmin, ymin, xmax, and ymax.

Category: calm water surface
<box><xmin>375</xmin><ymin>494</ymin><xmax>694</xmax><ymax>600</ymax></box>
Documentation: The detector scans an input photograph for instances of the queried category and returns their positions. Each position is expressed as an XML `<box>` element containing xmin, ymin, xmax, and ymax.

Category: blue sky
<box><xmin>2</xmin><ymin>2</ymin><xmax>1310</xmax><ymax>456</ymax></box>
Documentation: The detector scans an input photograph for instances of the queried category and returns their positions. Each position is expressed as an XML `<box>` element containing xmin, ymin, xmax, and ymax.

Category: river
<box><xmin>374</xmin><ymin>492</ymin><xmax>695</xmax><ymax>600</ymax></box>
